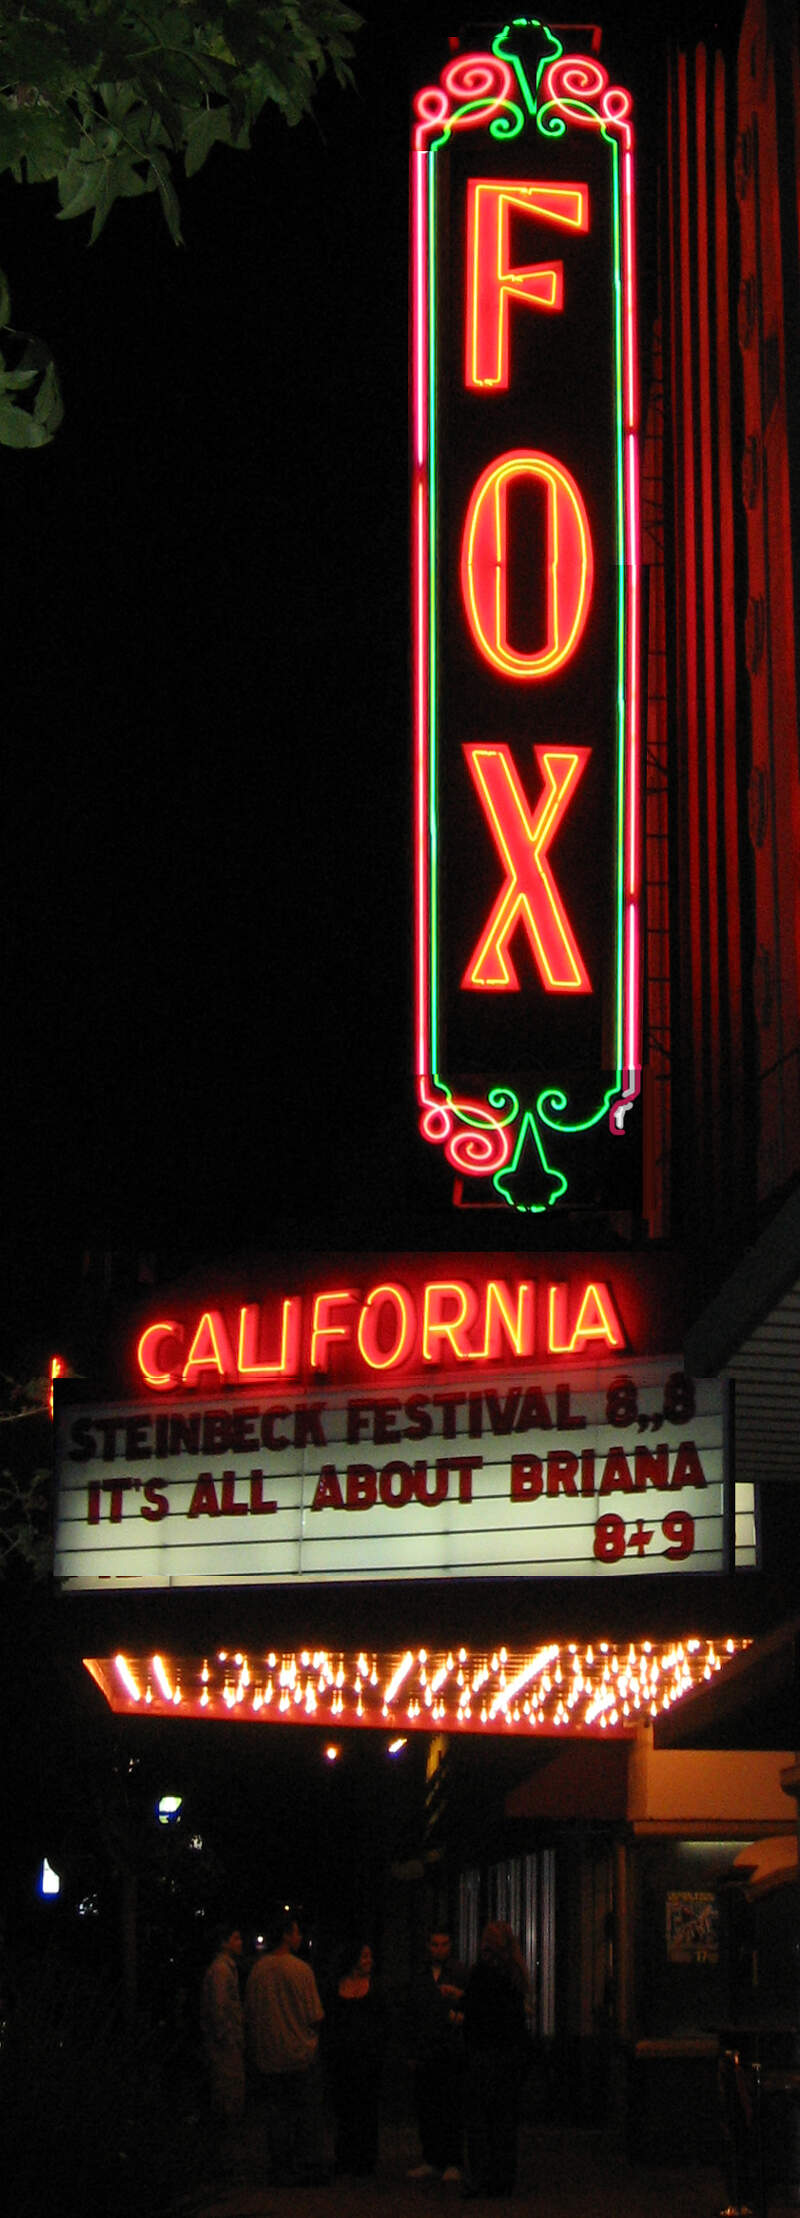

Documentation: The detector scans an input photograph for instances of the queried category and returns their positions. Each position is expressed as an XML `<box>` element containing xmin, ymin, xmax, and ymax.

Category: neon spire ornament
<box><xmin>411</xmin><ymin>19</ymin><xmax>642</xmax><ymax>1212</ymax></box>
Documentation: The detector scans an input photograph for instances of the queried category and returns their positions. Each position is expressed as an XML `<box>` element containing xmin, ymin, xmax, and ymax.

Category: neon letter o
<box><xmin>357</xmin><ymin>1284</ymin><xmax>415</xmax><ymax>1371</ymax></box>
<box><xmin>461</xmin><ymin>448</ymin><xmax>593</xmax><ymax>679</ymax></box>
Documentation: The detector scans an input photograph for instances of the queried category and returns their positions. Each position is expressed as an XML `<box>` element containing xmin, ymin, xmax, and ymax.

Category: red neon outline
<box><xmin>237</xmin><ymin>1300</ymin><xmax>301</xmax><ymax>1381</ymax></box>
<box><xmin>461</xmin><ymin>449</ymin><xmax>593</xmax><ymax>679</ymax></box>
<box><xmin>410</xmin><ymin>43</ymin><xmax>643</xmax><ymax>1178</ymax></box>
<box><xmin>466</xmin><ymin>181</ymin><xmax>589</xmax><ymax>390</ymax></box>
<box><xmin>547</xmin><ymin>1281</ymin><xmax>624</xmax><ymax>1354</ymax></box>
<box><xmin>182</xmin><ymin>1310</ymin><xmax>236</xmax><ymax>1387</ymax></box>
<box><xmin>621</xmin><ymin>131</ymin><xmax>641</xmax><ymax>1090</ymax></box>
<box><xmin>413</xmin><ymin>52</ymin><xmax>517</xmax><ymax>153</ymax></box>
<box><xmin>357</xmin><ymin>1284</ymin><xmax>415</xmax><ymax>1372</ymax></box>
<box><xmin>410</xmin><ymin>129</ymin><xmax>510</xmax><ymax>1176</ymax></box>
<box><xmin>539</xmin><ymin>55</ymin><xmax>642</xmax><ymax>1098</ymax></box>
<box><xmin>422</xmin><ymin>1280</ymin><xmax>480</xmax><ymax>1362</ymax></box>
<box><xmin>138</xmin><ymin>1320</ymin><xmax>184</xmax><ymax>1391</ymax></box>
<box><xmin>310</xmin><ymin>1290</ymin><xmax>358</xmax><ymax>1371</ymax></box>
<box><xmin>463</xmin><ymin>743</ymin><xmax>591</xmax><ymax>992</ymax></box>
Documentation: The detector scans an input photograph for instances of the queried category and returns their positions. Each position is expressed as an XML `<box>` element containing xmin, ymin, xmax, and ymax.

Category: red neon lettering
<box><xmin>463</xmin><ymin>744</ymin><xmax>590</xmax><ymax>992</ymax></box>
<box><xmin>471</xmin><ymin>1277</ymin><xmax>534</xmax><ymax>1360</ymax></box>
<box><xmin>310</xmin><ymin>1290</ymin><xmax>357</xmax><ymax>1370</ymax></box>
<box><xmin>571</xmin><ymin>1281</ymin><xmax>625</xmax><ymax>1350</ymax></box>
<box><xmin>466</xmin><ymin>180</ymin><xmax>589</xmax><ymax>390</ymax></box>
<box><xmin>547</xmin><ymin>1281</ymin><xmax>624</xmax><ymax>1354</ymax></box>
<box><xmin>357</xmin><ymin>1284</ymin><xmax>415</xmax><ymax>1372</ymax></box>
<box><xmin>138</xmin><ymin>1321</ymin><xmax>184</xmax><ymax>1391</ymax></box>
<box><xmin>237</xmin><ymin>1300</ymin><xmax>301</xmax><ymax>1380</ymax></box>
<box><xmin>461</xmin><ymin>449</ymin><xmax>593</xmax><ymax>680</ymax></box>
<box><xmin>182</xmin><ymin>1311</ymin><xmax>236</xmax><ymax>1388</ymax></box>
<box><xmin>422</xmin><ymin>1280</ymin><xmax>479</xmax><ymax>1362</ymax></box>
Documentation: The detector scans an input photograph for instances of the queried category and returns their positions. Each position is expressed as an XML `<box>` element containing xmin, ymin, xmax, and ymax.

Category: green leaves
<box><xmin>54</xmin><ymin>90</ymin><xmax>180</xmax><ymax>240</ymax></box>
<box><xmin>0</xmin><ymin>4</ymin><xmax>362</xmax><ymax>245</ymax></box>
<box><xmin>0</xmin><ymin>271</ymin><xmax>63</xmax><ymax>448</ymax></box>
<box><xmin>183</xmin><ymin>98</ymin><xmax>233</xmax><ymax>177</ymax></box>
<box><xmin>0</xmin><ymin>4</ymin><xmax>361</xmax><ymax>448</ymax></box>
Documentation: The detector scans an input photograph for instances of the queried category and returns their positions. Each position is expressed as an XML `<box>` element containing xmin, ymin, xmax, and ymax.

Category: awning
<box><xmin>732</xmin><ymin>1834</ymin><xmax>798</xmax><ymax>1896</ymax></box>
<box><xmin>654</xmin><ymin>1617</ymin><xmax>800</xmax><ymax>1750</ymax></box>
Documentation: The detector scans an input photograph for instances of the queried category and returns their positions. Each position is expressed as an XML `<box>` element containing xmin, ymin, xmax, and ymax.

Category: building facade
<box><xmin>46</xmin><ymin>1</ymin><xmax>800</xmax><ymax>2175</ymax></box>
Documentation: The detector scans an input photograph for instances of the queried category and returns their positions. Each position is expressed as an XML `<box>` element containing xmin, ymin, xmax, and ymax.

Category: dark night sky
<box><xmin>0</xmin><ymin>3</ymin><xmax>726</xmax><ymax>1351</ymax></box>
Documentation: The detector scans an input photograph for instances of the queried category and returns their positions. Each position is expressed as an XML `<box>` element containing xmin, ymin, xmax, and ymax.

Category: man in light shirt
<box><xmin>245</xmin><ymin>1909</ymin><xmax>326</xmax><ymax>2184</ymax></box>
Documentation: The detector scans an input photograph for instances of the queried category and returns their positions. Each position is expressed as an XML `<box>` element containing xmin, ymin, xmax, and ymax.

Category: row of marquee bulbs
<box><xmin>107</xmin><ymin>1637</ymin><xmax>747</xmax><ymax>1734</ymax></box>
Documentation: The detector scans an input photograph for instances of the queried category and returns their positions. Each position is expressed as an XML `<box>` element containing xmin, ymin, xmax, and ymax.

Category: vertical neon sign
<box><xmin>411</xmin><ymin>22</ymin><xmax>641</xmax><ymax>1211</ymax></box>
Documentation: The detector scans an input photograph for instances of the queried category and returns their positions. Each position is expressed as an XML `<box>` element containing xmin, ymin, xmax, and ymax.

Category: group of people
<box><xmin>200</xmin><ymin>1910</ymin><xmax>532</xmax><ymax>2196</ymax></box>
<box><xmin>408</xmin><ymin>1923</ymin><xmax>531</xmax><ymax>2199</ymax></box>
<box><xmin>201</xmin><ymin>1909</ymin><xmax>329</xmax><ymax>2186</ymax></box>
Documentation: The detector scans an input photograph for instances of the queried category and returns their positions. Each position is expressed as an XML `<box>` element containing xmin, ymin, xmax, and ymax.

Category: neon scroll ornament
<box><xmin>411</xmin><ymin>22</ymin><xmax>642</xmax><ymax>1211</ymax></box>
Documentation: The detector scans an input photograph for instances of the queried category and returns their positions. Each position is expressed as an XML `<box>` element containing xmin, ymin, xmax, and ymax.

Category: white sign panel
<box><xmin>54</xmin><ymin>1361</ymin><xmax>754</xmax><ymax>1589</ymax></box>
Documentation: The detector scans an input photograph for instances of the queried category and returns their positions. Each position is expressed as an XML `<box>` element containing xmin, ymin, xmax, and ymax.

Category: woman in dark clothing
<box><xmin>326</xmin><ymin>1942</ymin><xmax>386</xmax><ymax>2175</ymax></box>
<box><xmin>461</xmin><ymin>1922</ymin><xmax>530</xmax><ymax>2199</ymax></box>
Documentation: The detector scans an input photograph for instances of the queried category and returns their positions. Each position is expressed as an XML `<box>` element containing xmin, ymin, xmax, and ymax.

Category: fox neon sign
<box><xmin>411</xmin><ymin>21</ymin><xmax>642</xmax><ymax>1211</ymax></box>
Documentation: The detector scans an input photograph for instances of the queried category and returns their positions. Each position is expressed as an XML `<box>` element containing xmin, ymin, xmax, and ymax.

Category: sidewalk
<box><xmin>173</xmin><ymin>2117</ymin><xmax>761</xmax><ymax>2218</ymax></box>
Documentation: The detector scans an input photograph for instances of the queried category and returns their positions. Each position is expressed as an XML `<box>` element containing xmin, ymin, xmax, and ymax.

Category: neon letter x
<box><xmin>463</xmin><ymin>743</ymin><xmax>591</xmax><ymax>992</ymax></box>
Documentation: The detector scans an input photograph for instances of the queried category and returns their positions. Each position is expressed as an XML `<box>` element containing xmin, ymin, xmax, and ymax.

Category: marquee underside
<box><xmin>85</xmin><ymin>1633</ymin><xmax>748</xmax><ymax>1736</ymax></box>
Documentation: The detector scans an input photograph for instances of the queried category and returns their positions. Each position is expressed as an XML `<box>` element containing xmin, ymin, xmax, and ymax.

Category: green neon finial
<box><xmin>494</xmin><ymin>1105</ymin><xmax>569</xmax><ymax>1212</ymax></box>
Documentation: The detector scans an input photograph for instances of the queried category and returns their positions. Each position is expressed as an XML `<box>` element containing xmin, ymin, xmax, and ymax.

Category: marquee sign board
<box><xmin>55</xmin><ymin>1366</ymin><xmax>750</xmax><ymax>1589</ymax></box>
<box><xmin>53</xmin><ymin>1257</ymin><xmax>755</xmax><ymax>1590</ymax></box>
<box><xmin>411</xmin><ymin>19</ymin><xmax>642</xmax><ymax>1211</ymax></box>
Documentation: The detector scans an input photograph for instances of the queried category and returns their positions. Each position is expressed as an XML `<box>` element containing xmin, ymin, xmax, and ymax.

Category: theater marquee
<box><xmin>53</xmin><ymin>1257</ymin><xmax>755</xmax><ymax>1590</ymax></box>
<box><xmin>411</xmin><ymin>18</ymin><xmax>642</xmax><ymax>1211</ymax></box>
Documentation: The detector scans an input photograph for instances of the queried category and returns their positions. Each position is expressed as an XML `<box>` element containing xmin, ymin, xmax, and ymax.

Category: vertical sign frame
<box><xmin>411</xmin><ymin>20</ymin><xmax>642</xmax><ymax>1213</ymax></box>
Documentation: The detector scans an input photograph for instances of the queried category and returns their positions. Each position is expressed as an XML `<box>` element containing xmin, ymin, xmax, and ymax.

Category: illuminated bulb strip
<box><xmin>90</xmin><ymin>1639</ymin><xmax>751</xmax><ymax>1736</ymax></box>
<box><xmin>114</xmin><ymin>1653</ymin><xmax>141</xmax><ymax>1703</ymax></box>
<box><xmin>384</xmin><ymin>1651</ymin><xmax>415</xmax><ymax>1705</ymax></box>
<box><xmin>488</xmin><ymin>1644</ymin><xmax>560</xmax><ymax>1719</ymax></box>
<box><xmin>151</xmin><ymin>1653</ymin><xmax>173</xmax><ymax>1702</ymax></box>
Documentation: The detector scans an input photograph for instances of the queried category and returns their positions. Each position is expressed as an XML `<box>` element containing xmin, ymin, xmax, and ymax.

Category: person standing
<box><xmin>326</xmin><ymin>1941</ymin><xmax>386</xmax><ymax>2175</ymax></box>
<box><xmin>408</xmin><ymin>1927</ymin><xmax>466</xmax><ymax>2182</ymax></box>
<box><xmin>200</xmin><ymin>1922</ymin><xmax>245</xmax><ymax>2166</ymax></box>
<box><xmin>244</xmin><ymin>1909</ymin><xmax>326</xmax><ymax>2185</ymax></box>
<box><xmin>460</xmin><ymin>1922</ymin><xmax>531</xmax><ymax>2199</ymax></box>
